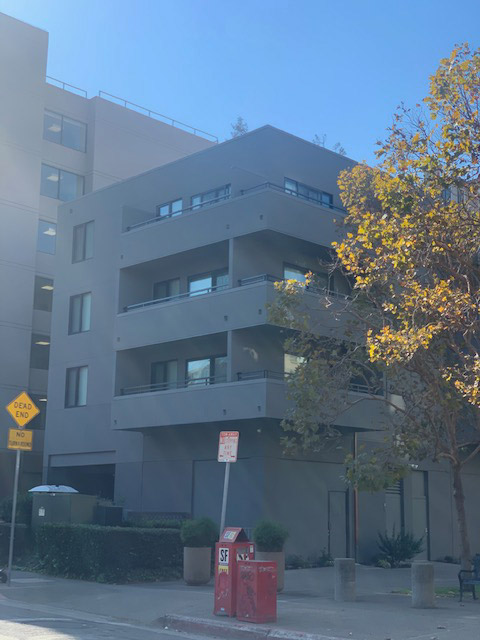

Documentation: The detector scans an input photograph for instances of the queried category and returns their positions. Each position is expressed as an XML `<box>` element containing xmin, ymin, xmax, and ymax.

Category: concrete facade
<box><xmin>0</xmin><ymin>12</ymin><xmax>214</xmax><ymax>497</ymax></box>
<box><xmin>45</xmin><ymin>125</ymin><xmax>480</xmax><ymax>561</ymax></box>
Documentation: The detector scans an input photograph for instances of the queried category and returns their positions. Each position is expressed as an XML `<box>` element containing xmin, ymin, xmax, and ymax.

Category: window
<box><xmin>186</xmin><ymin>356</ymin><xmax>227</xmax><ymax>385</ymax></box>
<box><xmin>191</xmin><ymin>184</ymin><xmax>231</xmax><ymax>210</ymax></box>
<box><xmin>69</xmin><ymin>292</ymin><xmax>92</xmax><ymax>334</ymax></box>
<box><xmin>65</xmin><ymin>366</ymin><xmax>88</xmax><ymax>407</ymax></box>
<box><xmin>188</xmin><ymin>270</ymin><xmax>229</xmax><ymax>296</ymax></box>
<box><xmin>30</xmin><ymin>333</ymin><xmax>50</xmax><ymax>370</ymax></box>
<box><xmin>156</xmin><ymin>198</ymin><xmax>183</xmax><ymax>218</ymax></box>
<box><xmin>153</xmin><ymin>278</ymin><xmax>180</xmax><ymax>301</ymax></box>
<box><xmin>28</xmin><ymin>394</ymin><xmax>47</xmax><ymax>430</ymax></box>
<box><xmin>41</xmin><ymin>164</ymin><xmax>85</xmax><ymax>201</ymax></box>
<box><xmin>284</xmin><ymin>178</ymin><xmax>333</xmax><ymax>208</ymax></box>
<box><xmin>37</xmin><ymin>220</ymin><xmax>57</xmax><ymax>254</ymax></box>
<box><xmin>151</xmin><ymin>360</ymin><xmax>178</xmax><ymax>390</ymax></box>
<box><xmin>283</xmin><ymin>264</ymin><xmax>329</xmax><ymax>291</ymax></box>
<box><xmin>284</xmin><ymin>353</ymin><xmax>306</xmax><ymax>375</ymax></box>
<box><xmin>72</xmin><ymin>221</ymin><xmax>94</xmax><ymax>263</ymax></box>
<box><xmin>33</xmin><ymin>276</ymin><xmax>54</xmax><ymax>312</ymax></box>
<box><xmin>44</xmin><ymin>110</ymin><xmax>87</xmax><ymax>152</ymax></box>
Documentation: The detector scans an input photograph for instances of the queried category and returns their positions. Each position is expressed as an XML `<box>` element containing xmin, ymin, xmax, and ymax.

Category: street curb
<box><xmin>160</xmin><ymin>614</ymin><xmax>347</xmax><ymax>640</ymax></box>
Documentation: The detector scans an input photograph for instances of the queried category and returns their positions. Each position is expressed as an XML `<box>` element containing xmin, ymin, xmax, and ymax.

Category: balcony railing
<box><xmin>120</xmin><ymin>369</ymin><xmax>383</xmax><ymax>396</ymax></box>
<box><xmin>121</xmin><ymin>273</ymin><xmax>352</xmax><ymax>313</ymax></box>
<box><xmin>123</xmin><ymin>283</ymin><xmax>229</xmax><ymax>312</ymax></box>
<box><xmin>121</xmin><ymin>374</ymin><xmax>227</xmax><ymax>396</ymax></box>
<box><xmin>126</xmin><ymin>193</ymin><xmax>231</xmax><ymax>232</ymax></box>
<box><xmin>124</xmin><ymin>182</ymin><xmax>345</xmax><ymax>233</ymax></box>
<box><xmin>238</xmin><ymin>274</ymin><xmax>351</xmax><ymax>300</ymax></box>
<box><xmin>240</xmin><ymin>183</ymin><xmax>347</xmax><ymax>214</ymax></box>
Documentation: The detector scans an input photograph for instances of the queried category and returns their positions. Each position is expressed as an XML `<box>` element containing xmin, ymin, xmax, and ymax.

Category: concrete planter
<box><xmin>255</xmin><ymin>550</ymin><xmax>285</xmax><ymax>592</ymax></box>
<box><xmin>183</xmin><ymin>547</ymin><xmax>212</xmax><ymax>586</ymax></box>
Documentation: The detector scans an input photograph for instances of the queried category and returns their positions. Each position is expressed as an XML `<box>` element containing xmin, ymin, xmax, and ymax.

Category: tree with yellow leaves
<box><xmin>272</xmin><ymin>44</ymin><xmax>480</xmax><ymax>568</ymax></box>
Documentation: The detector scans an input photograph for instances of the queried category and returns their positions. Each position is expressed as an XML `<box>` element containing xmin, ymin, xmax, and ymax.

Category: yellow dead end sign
<box><xmin>6</xmin><ymin>391</ymin><xmax>39</xmax><ymax>428</ymax></box>
<box><xmin>8</xmin><ymin>428</ymin><xmax>33</xmax><ymax>451</ymax></box>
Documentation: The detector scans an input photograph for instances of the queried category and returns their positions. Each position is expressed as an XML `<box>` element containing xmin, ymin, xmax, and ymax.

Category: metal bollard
<box><xmin>334</xmin><ymin>558</ymin><xmax>356</xmax><ymax>602</ymax></box>
<box><xmin>411</xmin><ymin>562</ymin><xmax>435</xmax><ymax>608</ymax></box>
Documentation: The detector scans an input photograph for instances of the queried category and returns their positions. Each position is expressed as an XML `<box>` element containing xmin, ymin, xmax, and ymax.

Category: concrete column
<box><xmin>411</xmin><ymin>562</ymin><xmax>435</xmax><ymax>608</ymax></box>
<box><xmin>334</xmin><ymin>558</ymin><xmax>355</xmax><ymax>602</ymax></box>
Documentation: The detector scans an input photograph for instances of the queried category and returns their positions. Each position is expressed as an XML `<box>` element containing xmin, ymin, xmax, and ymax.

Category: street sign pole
<box><xmin>6</xmin><ymin>449</ymin><xmax>21</xmax><ymax>586</ymax></box>
<box><xmin>219</xmin><ymin>461</ymin><xmax>231</xmax><ymax>535</ymax></box>
<box><xmin>217</xmin><ymin>431</ymin><xmax>239</xmax><ymax>535</ymax></box>
<box><xmin>4</xmin><ymin>391</ymin><xmax>39</xmax><ymax>587</ymax></box>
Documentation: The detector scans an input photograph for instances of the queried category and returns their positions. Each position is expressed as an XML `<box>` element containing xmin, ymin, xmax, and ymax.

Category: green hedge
<box><xmin>0</xmin><ymin>523</ymin><xmax>33</xmax><ymax>563</ymax></box>
<box><xmin>35</xmin><ymin>523</ymin><xmax>183</xmax><ymax>582</ymax></box>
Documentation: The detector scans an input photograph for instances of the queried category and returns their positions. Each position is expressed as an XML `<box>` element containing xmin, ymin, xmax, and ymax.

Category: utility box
<box><xmin>236</xmin><ymin>560</ymin><xmax>277</xmax><ymax>624</ymax></box>
<box><xmin>214</xmin><ymin>527</ymin><xmax>255</xmax><ymax>616</ymax></box>
<box><xmin>31</xmin><ymin>492</ymin><xmax>97</xmax><ymax>528</ymax></box>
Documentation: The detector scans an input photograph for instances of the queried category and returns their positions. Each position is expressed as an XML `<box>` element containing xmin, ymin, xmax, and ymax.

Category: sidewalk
<box><xmin>0</xmin><ymin>563</ymin><xmax>477</xmax><ymax>640</ymax></box>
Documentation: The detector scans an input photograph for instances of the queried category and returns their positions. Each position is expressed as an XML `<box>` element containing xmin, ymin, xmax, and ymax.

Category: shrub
<box><xmin>35</xmin><ymin>523</ymin><xmax>183</xmax><ymax>582</ymax></box>
<box><xmin>0</xmin><ymin>523</ymin><xmax>33</xmax><ymax>563</ymax></box>
<box><xmin>0</xmin><ymin>493</ymin><xmax>33</xmax><ymax>526</ymax></box>
<box><xmin>253</xmin><ymin>520</ymin><xmax>289</xmax><ymax>552</ymax></box>
<box><xmin>286</xmin><ymin>554</ymin><xmax>308</xmax><ymax>569</ymax></box>
<box><xmin>180</xmin><ymin>517</ymin><xmax>218</xmax><ymax>548</ymax></box>
<box><xmin>309</xmin><ymin>548</ymin><xmax>334</xmax><ymax>568</ymax></box>
<box><xmin>377</xmin><ymin>529</ymin><xmax>424</xmax><ymax>568</ymax></box>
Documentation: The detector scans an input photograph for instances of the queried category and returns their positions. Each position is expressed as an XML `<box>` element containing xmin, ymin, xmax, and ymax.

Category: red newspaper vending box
<box><xmin>236</xmin><ymin>560</ymin><xmax>277</xmax><ymax>624</ymax></box>
<box><xmin>214</xmin><ymin>527</ymin><xmax>255</xmax><ymax>616</ymax></box>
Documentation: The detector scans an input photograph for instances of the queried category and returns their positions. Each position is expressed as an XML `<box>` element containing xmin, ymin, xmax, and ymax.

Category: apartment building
<box><xmin>45</xmin><ymin>125</ymin><xmax>480</xmax><ymax>559</ymax></box>
<box><xmin>0</xmin><ymin>12</ymin><xmax>215</xmax><ymax>496</ymax></box>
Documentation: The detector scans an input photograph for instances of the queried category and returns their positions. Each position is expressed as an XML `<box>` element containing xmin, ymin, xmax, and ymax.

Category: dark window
<box><xmin>69</xmin><ymin>292</ymin><xmax>92</xmax><ymax>334</ymax></box>
<box><xmin>191</xmin><ymin>184</ymin><xmax>231</xmax><ymax>210</ymax></box>
<box><xmin>156</xmin><ymin>198</ymin><xmax>183</xmax><ymax>218</ymax></box>
<box><xmin>186</xmin><ymin>355</ymin><xmax>227</xmax><ymax>385</ymax></box>
<box><xmin>152</xmin><ymin>278</ymin><xmax>180</xmax><ymax>301</ymax></box>
<box><xmin>72</xmin><ymin>221</ymin><xmax>94</xmax><ymax>263</ymax></box>
<box><xmin>28</xmin><ymin>394</ymin><xmax>47</xmax><ymax>430</ymax></box>
<box><xmin>188</xmin><ymin>269</ymin><xmax>228</xmax><ymax>296</ymax></box>
<box><xmin>37</xmin><ymin>220</ymin><xmax>57</xmax><ymax>254</ymax></box>
<box><xmin>30</xmin><ymin>333</ymin><xmax>50</xmax><ymax>370</ymax></box>
<box><xmin>44</xmin><ymin>110</ymin><xmax>87</xmax><ymax>152</ymax></box>
<box><xmin>150</xmin><ymin>360</ymin><xmax>178</xmax><ymax>389</ymax></box>
<box><xmin>284</xmin><ymin>178</ymin><xmax>333</xmax><ymax>208</ymax></box>
<box><xmin>33</xmin><ymin>276</ymin><xmax>54</xmax><ymax>312</ymax></box>
<box><xmin>41</xmin><ymin>164</ymin><xmax>84</xmax><ymax>201</ymax></box>
<box><xmin>65</xmin><ymin>366</ymin><xmax>88</xmax><ymax>407</ymax></box>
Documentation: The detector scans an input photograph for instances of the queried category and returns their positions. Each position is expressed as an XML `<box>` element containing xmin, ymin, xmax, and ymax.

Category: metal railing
<box><xmin>126</xmin><ymin>193</ymin><xmax>231</xmax><ymax>231</ymax></box>
<box><xmin>46</xmin><ymin>76</ymin><xmax>88</xmax><ymax>98</ymax></box>
<box><xmin>121</xmin><ymin>374</ymin><xmax>227</xmax><ymax>396</ymax></box>
<box><xmin>120</xmin><ymin>369</ymin><xmax>384</xmax><ymax>396</ymax></box>
<box><xmin>122</xmin><ymin>273</ymin><xmax>351</xmax><ymax>313</ymax></box>
<box><xmin>240</xmin><ymin>182</ymin><xmax>347</xmax><ymax>214</ymax></box>
<box><xmin>124</xmin><ymin>181</ymin><xmax>345</xmax><ymax>233</ymax></box>
<box><xmin>98</xmin><ymin>91</ymin><xmax>218</xmax><ymax>142</ymax></box>
<box><xmin>238</xmin><ymin>273</ymin><xmax>351</xmax><ymax>300</ymax></box>
<box><xmin>123</xmin><ymin>283</ymin><xmax>229</xmax><ymax>312</ymax></box>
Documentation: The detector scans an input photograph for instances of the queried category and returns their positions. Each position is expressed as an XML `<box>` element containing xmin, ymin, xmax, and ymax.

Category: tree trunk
<box><xmin>451</xmin><ymin>463</ymin><xmax>471</xmax><ymax>570</ymax></box>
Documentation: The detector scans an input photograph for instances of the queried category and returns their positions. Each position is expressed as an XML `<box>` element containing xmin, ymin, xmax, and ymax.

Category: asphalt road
<box><xmin>0</xmin><ymin>599</ymin><xmax>203</xmax><ymax>640</ymax></box>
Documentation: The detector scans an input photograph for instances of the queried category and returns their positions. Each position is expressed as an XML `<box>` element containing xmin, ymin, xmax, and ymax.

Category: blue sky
<box><xmin>1</xmin><ymin>0</ymin><xmax>479</xmax><ymax>163</ymax></box>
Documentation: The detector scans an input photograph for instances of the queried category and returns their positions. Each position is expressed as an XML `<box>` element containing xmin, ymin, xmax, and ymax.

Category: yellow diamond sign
<box><xmin>6</xmin><ymin>391</ymin><xmax>39</xmax><ymax>428</ymax></box>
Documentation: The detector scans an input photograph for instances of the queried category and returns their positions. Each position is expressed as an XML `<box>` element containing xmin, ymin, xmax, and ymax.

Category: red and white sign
<box><xmin>218</xmin><ymin>431</ymin><xmax>239</xmax><ymax>462</ymax></box>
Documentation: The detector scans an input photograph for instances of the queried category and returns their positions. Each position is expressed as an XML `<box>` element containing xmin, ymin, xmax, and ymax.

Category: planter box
<box><xmin>183</xmin><ymin>547</ymin><xmax>211</xmax><ymax>585</ymax></box>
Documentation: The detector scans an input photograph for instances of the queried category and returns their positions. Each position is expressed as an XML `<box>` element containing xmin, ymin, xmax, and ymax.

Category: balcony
<box><xmin>119</xmin><ymin>185</ymin><xmax>346</xmax><ymax>268</ymax></box>
<box><xmin>115</xmin><ymin>274</ymin><xmax>351</xmax><ymax>350</ymax></box>
<box><xmin>112</xmin><ymin>370</ymin><xmax>387</xmax><ymax>432</ymax></box>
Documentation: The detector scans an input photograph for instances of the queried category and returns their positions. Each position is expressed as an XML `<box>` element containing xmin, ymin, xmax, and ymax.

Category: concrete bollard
<box><xmin>334</xmin><ymin>558</ymin><xmax>356</xmax><ymax>602</ymax></box>
<box><xmin>411</xmin><ymin>562</ymin><xmax>435</xmax><ymax>608</ymax></box>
